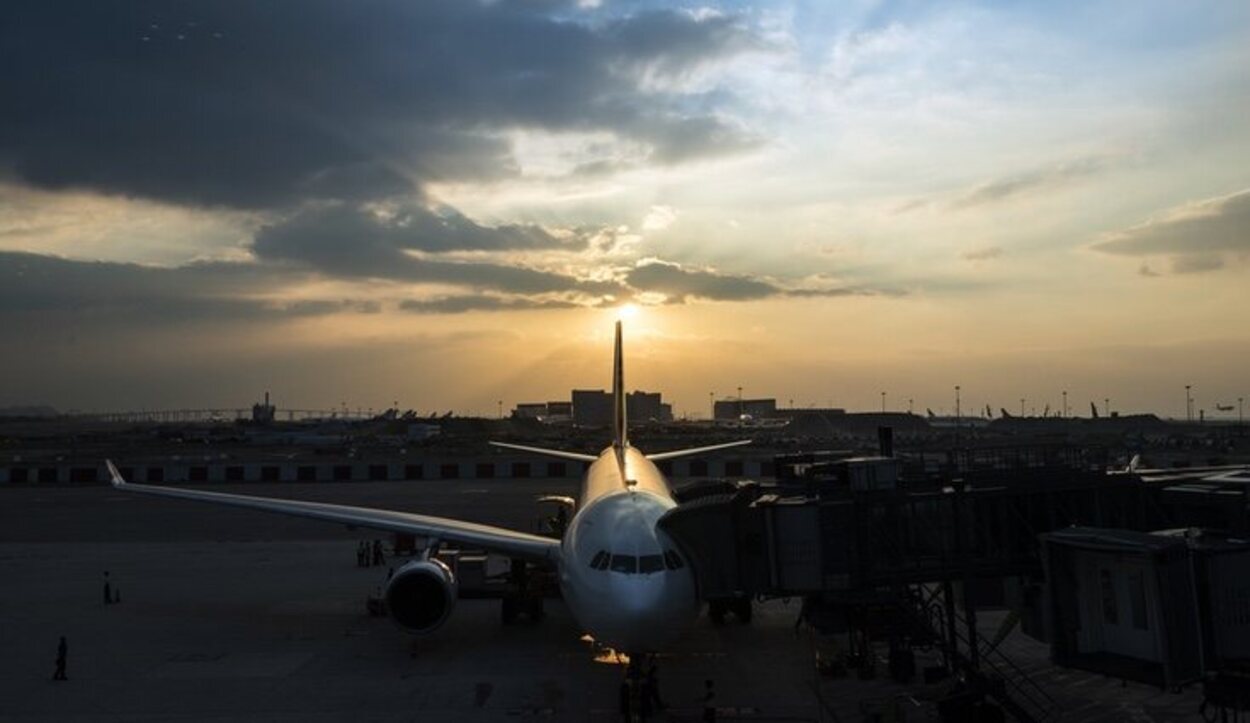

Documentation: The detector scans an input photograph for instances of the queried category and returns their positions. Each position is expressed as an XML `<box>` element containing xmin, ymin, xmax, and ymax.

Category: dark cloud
<box><xmin>624</xmin><ymin>259</ymin><xmax>884</xmax><ymax>303</ymax></box>
<box><xmin>0</xmin><ymin>1</ymin><xmax>759</xmax><ymax>210</ymax></box>
<box><xmin>0</xmin><ymin>251</ymin><xmax>349</xmax><ymax>321</ymax></box>
<box><xmin>254</xmin><ymin>202</ymin><xmax>579</xmax><ymax>257</ymax></box>
<box><xmin>626</xmin><ymin>259</ymin><xmax>777</xmax><ymax>301</ymax></box>
<box><xmin>398</xmin><ymin>296</ymin><xmax>582</xmax><ymax>314</ymax></box>
<box><xmin>1093</xmin><ymin>188</ymin><xmax>1250</xmax><ymax>275</ymax></box>
<box><xmin>1093</xmin><ymin>189</ymin><xmax>1250</xmax><ymax>256</ymax></box>
<box><xmin>646</xmin><ymin>115</ymin><xmax>762</xmax><ymax>165</ymax></box>
<box><xmin>951</xmin><ymin>157</ymin><xmax>1110</xmax><ymax>209</ymax></box>
<box><xmin>252</xmin><ymin>203</ymin><xmax>623</xmax><ymax>295</ymax></box>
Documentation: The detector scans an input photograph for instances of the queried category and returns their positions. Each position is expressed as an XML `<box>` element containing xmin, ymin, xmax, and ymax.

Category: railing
<box><xmin>909</xmin><ymin>589</ymin><xmax>1057</xmax><ymax>723</ymax></box>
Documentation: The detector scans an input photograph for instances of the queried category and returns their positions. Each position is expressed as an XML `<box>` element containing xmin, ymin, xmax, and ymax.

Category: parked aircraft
<box><xmin>107</xmin><ymin>321</ymin><xmax>750</xmax><ymax>655</ymax></box>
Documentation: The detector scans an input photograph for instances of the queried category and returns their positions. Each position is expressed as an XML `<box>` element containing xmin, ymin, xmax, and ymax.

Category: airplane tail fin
<box><xmin>613</xmin><ymin>320</ymin><xmax>627</xmax><ymax>449</ymax></box>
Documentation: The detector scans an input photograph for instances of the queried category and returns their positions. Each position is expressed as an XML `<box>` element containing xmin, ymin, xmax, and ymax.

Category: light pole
<box><xmin>1062</xmin><ymin>390</ymin><xmax>1068</xmax><ymax>419</ymax></box>
<box><xmin>955</xmin><ymin>385</ymin><xmax>961</xmax><ymax>424</ymax></box>
<box><xmin>908</xmin><ymin>398</ymin><xmax>914</xmax><ymax>415</ymax></box>
<box><xmin>1104</xmin><ymin>398</ymin><xmax>1110</xmax><ymax>417</ymax></box>
<box><xmin>1185</xmin><ymin>385</ymin><xmax>1192</xmax><ymax>422</ymax></box>
<box><xmin>709</xmin><ymin>391</ymin><xmax>714</xmax><ymax>421</ymax></box>
<box><xmin>1240</xmin><ymin>397</ymin><xmax>1244</xmax><ymax>426</ymax></box>
<box><xmin>1020</xmin><ymin>398</ymin><xmax>1025</xmax><ymax>417</ymax></box>
<box><xmin>737</xmin><ymin>386</ymin><xmax>744</xmax><ymax>418</ymax></box>
<box><xmin>881</xmin><ymin>391</ymin><xmax>886</xmax><ymax>413</ymax></box>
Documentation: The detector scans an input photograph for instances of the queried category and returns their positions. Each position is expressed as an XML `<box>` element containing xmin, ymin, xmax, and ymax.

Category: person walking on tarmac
<box><xmin>702</xmin><ymin>679</ymin><xmax>717</xmax><ymax>722</ymax></box>
<box><xmin>52</xmin><ymin>636</ymin><xmax>68</xmax><ymax>681</ymax></box>
<box><xmin>644</xmin><ymin>659</ymin><xmax>665</xmax><ymax>712</ymax></box>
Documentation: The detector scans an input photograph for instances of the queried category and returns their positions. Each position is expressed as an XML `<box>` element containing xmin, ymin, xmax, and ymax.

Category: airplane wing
<box><xmin>646</xmin><ymin>439</ymin><xmax>752</xmax><ymax>461</ymax></box>
<box><xmin>105</xmin><ymin>461</ymin><xmax>560</xmax><ymax>562</ymax></box>
<box><xmin>488</xmin><ymin>441</ymin><xmax>598</xmax><ymax>462</ymax></box>
<box><xmin>1132</xmin><ymin>464</ymin><xmax>1250</xmax><ymax>483</ymax></box>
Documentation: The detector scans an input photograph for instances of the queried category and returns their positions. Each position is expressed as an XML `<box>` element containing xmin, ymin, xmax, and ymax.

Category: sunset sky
<box><xmin>2</xmin><ymin>1</ymin><xmax>1248</xmax><ymax>418</ymax></box>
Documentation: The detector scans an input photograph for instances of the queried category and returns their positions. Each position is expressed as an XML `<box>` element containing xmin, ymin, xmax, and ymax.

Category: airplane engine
<box><xmin>384</xmin><ymin>558</ymin><xmax>458</xmax><ymax>634</ymax></box>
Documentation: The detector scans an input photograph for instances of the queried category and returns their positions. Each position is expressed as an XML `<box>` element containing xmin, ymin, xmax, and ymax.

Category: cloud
<box><xmin>1093</xmin><ymin>188</ymin><xmax>1250</xmax><ymax>274</ymax></box>
<box><xmin>1171</xmin><ymin>254</ymin><xmax>1225</xmax><ymax>274</ymax></box>
<box><xmin>0</xmin><ymin>251</ymin><xmax>322</xmax><ymax>321</ymax></box>
<box><xmin>1093</xmin><ymin>189</ymin><xmax>1250</xmax><ymax>256</ymax></box>
<box><xmin>398</xmin><ymin>296</ymin><xmax>583</xmax><ymax>314</ymax></box>
<box><xmin>961</xmin><ymin>247</ymin><xmax>1003</xmax><ymax>261</ymax></box>
<box><xmin>950</xmin><ymin>156</ymin><xmax>1112</xmax><ymax>209</ymax></box>
<box><xmin>641</xmin><ymin>205</ymin><xmax>678</xmax><ymax>231</ymax></box>
<box><xmin>255</xmin><ymin>202</ymin><xmax>578</xmax><ymax>257</ymax></box>
<box><xmin>251</xmin><ymin>203</ymin><xmax>624</xmax><ymax>295</ymax></box>
<box><xmin>626</xmin><ymin>259</ymin><xmax>777</xmax><ymax>302</ymax></box>
<box><xmin>624</xmin><ymin>259</ymin><xmax>887</xmax><ymax>303</ymax></box>
<box><xmin>0</xmin><ymin>2</ymin><xmax>761</xmax><ymax>211</ymax></box>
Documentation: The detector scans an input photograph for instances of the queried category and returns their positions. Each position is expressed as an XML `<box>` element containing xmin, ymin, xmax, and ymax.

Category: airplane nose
<box><xmin>601</xmin><ymin>577</ymin><xmax>692</xmax><ymax>651</ymax></box>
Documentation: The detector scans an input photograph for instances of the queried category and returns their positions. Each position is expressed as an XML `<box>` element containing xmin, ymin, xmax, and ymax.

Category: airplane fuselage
<box><xmin>558</xmin><ymin>444</ymin><xmax>699</xmax><ymax>652</ymax></box>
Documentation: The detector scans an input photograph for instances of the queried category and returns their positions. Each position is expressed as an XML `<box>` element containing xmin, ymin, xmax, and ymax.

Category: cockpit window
<box><xmin>664</xmin><ymin>549</ymin><xmax>685</xmax><ymax>570</ymax></box>
<box><xmin>609</xmin><ymin>554</ymin><xmax>638</xmax><ymax>574</ymax></box>
<box><xmin>639</xmin><ymin>555</ymin><xmax>664</xmax><ymax>574</ymax></box>
<box><xmin>590</xmin><ymin>550</ymin><xmax>610</xmax><ymax>570</ymax></box>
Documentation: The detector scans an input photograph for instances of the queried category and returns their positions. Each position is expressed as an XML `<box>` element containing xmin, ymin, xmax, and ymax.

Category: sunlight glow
<box><xmin>616</xmin><ymin>303</ymin><xmax>640</xmax><ymax>322</ymax></box>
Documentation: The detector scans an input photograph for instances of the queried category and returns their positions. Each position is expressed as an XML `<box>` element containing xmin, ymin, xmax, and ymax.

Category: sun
<box><xmin>616</xmin><ymin>303</ymin><xmax>640</xmax><ymax>322</ymax></box>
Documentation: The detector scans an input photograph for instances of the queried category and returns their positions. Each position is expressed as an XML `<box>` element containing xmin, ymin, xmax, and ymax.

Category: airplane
<box><xmin>106</xmin><ymin>321</ymin><xmax>751</xmax><ymax>656</ymax></box>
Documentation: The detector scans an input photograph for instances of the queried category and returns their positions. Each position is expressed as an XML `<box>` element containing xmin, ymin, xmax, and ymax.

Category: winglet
<box><xmin>105</xmin><ymin>459</ymin><xmax>127</xmax><ymax>488</ymax></box>
<box><xmin>613</xmin><ymin>320</ymin><xmax>627</xmax><ymax>450</ymax></box>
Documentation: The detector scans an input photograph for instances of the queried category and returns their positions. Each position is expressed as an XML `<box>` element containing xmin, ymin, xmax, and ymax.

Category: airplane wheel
<box><xmin>734</xmin><ymin>598</ymin><xmax>753</xmax><ymax>624</ymax></box>
<box><xmin>527</xmin><ymin>598</ymin><xmax>546</xmax><ymax>623</ymax></box>
<box><xmin>501</xmin><ymin>597</ymin><xmax>519</xmax><ymax>625</ymax></box>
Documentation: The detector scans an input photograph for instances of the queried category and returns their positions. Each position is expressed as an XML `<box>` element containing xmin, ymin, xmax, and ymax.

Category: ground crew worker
<box><xmin>52</xmin><ymin>636</ymin><xmax>67</xmax><ymax>681</ymax></box>
<box><xmin>703</xmin><ymin>679</ymin><xmax>716</xmax><ymax>722</ymax></box>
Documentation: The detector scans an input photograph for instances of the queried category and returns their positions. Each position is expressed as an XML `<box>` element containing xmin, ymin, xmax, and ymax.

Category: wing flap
<box><xmin>105</xmin><ymin>461</ymin><xmax>560</xmax><ymax>562</ymax></box>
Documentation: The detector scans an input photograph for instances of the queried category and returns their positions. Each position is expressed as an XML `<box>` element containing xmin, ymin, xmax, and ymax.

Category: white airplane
<box><xmin>106</xmin><ymin>321</ymin><xmax>750</xmax><ymax>654</ymax></box>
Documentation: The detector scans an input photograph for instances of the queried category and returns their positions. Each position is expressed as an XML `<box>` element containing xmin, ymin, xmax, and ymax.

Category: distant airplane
<box><xmin>108</xmin><ymin>322</ymin><xmax>750</xmax><ymax>656</ymax></box>
<box><xmin>1216</xmin><ymin>404</ymin><xmax>1235</xmax><ymax>412</ymax></box>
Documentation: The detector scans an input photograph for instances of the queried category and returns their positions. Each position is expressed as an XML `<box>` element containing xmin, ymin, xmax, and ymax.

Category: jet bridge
<box><xmin>658</xmin><ymin>446</ymin><xmax>1248</xmax><ymax>723</ymax></box>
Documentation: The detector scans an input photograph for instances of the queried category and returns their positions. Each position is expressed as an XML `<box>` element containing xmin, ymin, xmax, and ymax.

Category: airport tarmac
<box><xmin>1</xmin><ymin>479</ymin><xmax>1209</xmax><ymax>721</ymax></box>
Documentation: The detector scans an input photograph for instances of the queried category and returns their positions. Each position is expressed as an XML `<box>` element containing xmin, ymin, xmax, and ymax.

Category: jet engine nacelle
<box><xmin>384</xmin><ymin>558</ymin><xmax>458</xmax><ymax>634</ymax></box>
